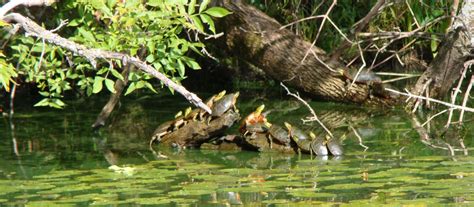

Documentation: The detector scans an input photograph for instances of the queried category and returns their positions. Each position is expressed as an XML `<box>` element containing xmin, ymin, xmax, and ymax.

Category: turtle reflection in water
<box><xmin>285</xmin><ymin>122</ymin><xmax>343</xmax><ymax>156</ymax></box>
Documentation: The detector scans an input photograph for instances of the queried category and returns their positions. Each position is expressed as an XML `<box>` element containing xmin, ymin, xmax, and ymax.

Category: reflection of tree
<box><xmin>411</xmin><ymin>115</ymin><xmax>468</xmax><ymax>156</ymax></box>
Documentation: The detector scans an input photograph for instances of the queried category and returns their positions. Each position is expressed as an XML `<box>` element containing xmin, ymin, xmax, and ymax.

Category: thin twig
<box><xmin>301</xmin><ymin>0</ymin><xmax>337</xmax><ymax>64</ymax></box>
<box><xmin>458</xmin><ymin>74</ymin><xmax>474</xmax><ymax>123</ymax></box>
<box><xmin>349</xmin><ymin>125</ymin><xmax>368</xmax><ymax>151</ymax></box>
<box><xmin>280</xmin><ymin>82</ymin><xmax>333</xmax><ymax>138</ymax></box>
<box><xmin>387</xmin><ymin>88</ymin><xmax>474</xmax><ymax>113</ymax></box>
<box><xmin>421</xmin><ymin>109</ymin><xmax>448</xmax><ymax>127</ymax></box>
<box><xmin>446</xmin><ymin>54</ymin><xmax>472</xmax><ymax>127</ymax></box>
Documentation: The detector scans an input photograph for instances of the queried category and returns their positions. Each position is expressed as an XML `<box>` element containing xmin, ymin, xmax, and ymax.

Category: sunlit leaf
<box><xmin>204</xmin><ymin>7</ymin><xmax>232</xmax><ymax>18</ymax></box>
<box><xmin>104</xmin><ymin>78</ymin><xmax>116</xmax><ymax>93</ymax></box>
<box><xmin>92</xmin><ymin>76</ymin><xmax>104</xmax><ymax>93</ymax></box>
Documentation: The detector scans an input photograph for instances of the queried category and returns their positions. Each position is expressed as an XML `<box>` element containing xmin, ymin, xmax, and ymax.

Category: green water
<box><xmin>1</xmin><ymin>93</ymin><xmax>473</xmax><ymax>206</ymax></box>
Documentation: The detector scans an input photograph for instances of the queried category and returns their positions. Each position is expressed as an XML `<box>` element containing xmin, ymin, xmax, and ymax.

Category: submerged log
<box><xmin>217</xmin><ymin>0</ymin><xmax>397</xmax><ymax>106</ymax></box>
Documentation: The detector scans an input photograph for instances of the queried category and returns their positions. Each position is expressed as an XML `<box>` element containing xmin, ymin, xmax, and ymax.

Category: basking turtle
<box><xmin>239</xmin><ymin>104</ymin><xmax>267</xmax><ymax>134</ymax></box>
<box><xmin>326</xmin><ymin>135</ymin><xmax>343</xmax><ymax>156</ymax></box>
<box><xmin>149</xmin><ymin>120</ymin><xmax>175</xmax><ymax>146</ymax></box>
<box><xmin>284</xmin><ymin>122</ymin><xmax>313</xmax><ymax>154</ymax></box>
<box><xmin>267</xmin><ymin>124</ymin><xmax>291</xmax><ymax>146</ymax></box>
<box><xmin>309</xmin><ymin>132</ymin><xmax>329</xmax><ymax>156</ymax></box>
<box><xmin>337</xmin><ymin>67</ymin><xmax>382</xmax><ymax>85</ymax></box>
<box><xmin>211</xmin><ymin>92</ymin><xmax>240</xmax><ymax>117</ymax></box>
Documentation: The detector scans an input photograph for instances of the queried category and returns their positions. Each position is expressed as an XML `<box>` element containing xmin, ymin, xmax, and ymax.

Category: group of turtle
<box><xmin>150</xmin><ymin>90</ymin><xmax>343</xmax><ymax>156</ymax></box>
<box><xmin>149</xmin><ymin>91</ymin><xmax>239</xmax><ymax>147</ymax></box>
<box><xmin>239</xmin><ymin>105</ymin><xmax>343</xmax><ymax>156</ymax></box>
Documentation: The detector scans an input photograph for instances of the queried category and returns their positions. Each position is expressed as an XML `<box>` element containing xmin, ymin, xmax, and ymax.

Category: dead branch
<box><xmin>2</xmin><ymin>13</ymin><xmax>211</xmax><ymax>114</ymax></box>
<box><xmin>280</xmin><ymin>82</ymin><xmax>333</xmax><ymax>138</ymax></box>
<box><xmin>0</xmin><ymin>0</ymin><xmax>55</xmax><ymax>17</ymax></box>
<box><xmin>386</xmin><ymin>88</ymin><xmax>474</xmax><ymax>113</ymax></box>
<box><xmin>329</xmin><ymin>0</ymin><xmax>389</xmax><ymax>63</ymax></box>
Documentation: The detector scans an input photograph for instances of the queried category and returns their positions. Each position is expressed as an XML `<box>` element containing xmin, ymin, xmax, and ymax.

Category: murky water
<box><xmin>1</xmin><ymin>92</ymin><xmax>473</xmax><ymax>206</ymax></box>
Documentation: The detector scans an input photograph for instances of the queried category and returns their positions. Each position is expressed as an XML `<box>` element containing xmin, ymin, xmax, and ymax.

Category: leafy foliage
<box><xmin>0</xmin><ymin>0</ymin><xmax>230</xmax><ymax>108</ymax></box>
<box><xmin>250</xmin><ymin>0</ymin><xmax>452</xmax><ymax>60</ymax></box>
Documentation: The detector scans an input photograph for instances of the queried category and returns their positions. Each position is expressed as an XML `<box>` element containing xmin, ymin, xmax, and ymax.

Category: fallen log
<box><xmin>217</xmin><ymin>0</ymin><xmax>397</xmax><ymax>106</ymax></box>
<box><xmin>158</xmin><ymin>110</ymin><xmax>240</xmax><ymax>148</ymax></box>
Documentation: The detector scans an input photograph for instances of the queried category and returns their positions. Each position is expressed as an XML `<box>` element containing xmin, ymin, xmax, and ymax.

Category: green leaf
<box><xmin>199</xmin><ymin>0</ymin><xmax>211</xmax><ymax>13</ymax></box>
<box><xmin>110</xmin><ymin>68</ymin><xmax>124</xmax><ymax>81</ymax></box>
<box><xmin>124</xmin><ymin>82</ymin><xmax>136</xmax><ymax>95</ymax></box>
<box><xmin>0</xmin><ymin>20</ymin><xmax>11</xmax><ymax>27</ymax></box>
<box><xmin>191</xmin><ymin>15</ymin><xmax>204</xmax><ymax>32</ymax></box>
<box><xmin>144</xmin><ymin>82</ymin><xmax>158</xmax><ymax>93</ymax></box>
<box><xmin>188</xmin><ymin>0</ymin><xmax>196</xmax><ymax>14</ymax></box>
<box><xmin>185</xmin><ymin>59</ymin><xmax>201</xmax><ymax>70</ymax></box>
<box><xmin>78</xmin><ymin>28</ymin><xmax>96</xmax><ymax>43</ymax></box>
<box><xmin>204</xmin><ymin>7</ymin><xmax>232</xmax><ymax>18</ymax></box>
<box><xmin>200</xmin><ymin>14</ymin><xmax>215</xmax><ymax>34</ymax></box>
<box><xmin>92</xmin><ymin>76</ymin><xmax>104</xmax><ymax>93</ymax></box>
<box><xmin>177</xmin><ymin>59</ymin><xmax>185</xmax><ymax>77</ymax></box>
<box><xmin>34</xmin><ymin>98</ymin><xmax>50</xmax><ymax>107</ymax></box>
<box><xmin>104</xmin><ymin>78</ymin><xmax>116</xmax><ymax>93</ymax></box>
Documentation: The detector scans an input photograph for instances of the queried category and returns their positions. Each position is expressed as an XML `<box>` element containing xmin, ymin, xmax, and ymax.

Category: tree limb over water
<box><xmin>1</xmin><ymin>12</ymin><xmax>211</xmax><ymax>114</ymax></box>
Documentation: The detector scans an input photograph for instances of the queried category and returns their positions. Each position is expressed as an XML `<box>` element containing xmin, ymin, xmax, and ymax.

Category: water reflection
<box><xmin>0</xmin><ymin>95</ymin><xmax>473</xmax><ymax>205</ymax></box>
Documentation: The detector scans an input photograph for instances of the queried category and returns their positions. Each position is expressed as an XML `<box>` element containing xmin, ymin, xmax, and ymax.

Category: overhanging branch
<box><xmin>3</xmin><ymin>13</ymin><xmax>211</xmax><ymax>113</ymax></box>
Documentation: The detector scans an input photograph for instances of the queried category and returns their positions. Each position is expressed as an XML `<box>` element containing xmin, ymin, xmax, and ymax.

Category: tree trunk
<box><xmin>217</xmin><ymin>0</ymin><xmax>397</xmax><ymax>106</ymax></box>
<box><xmin>410</xmin><ymin>1</ymin><xmax>473</xmax><ymax>106</ymax></box>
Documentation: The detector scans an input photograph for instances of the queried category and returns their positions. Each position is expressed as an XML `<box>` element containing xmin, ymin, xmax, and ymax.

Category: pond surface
<box><xmin>1</xmin><ymin>91</ymin><xmax>473</xmax><ymax>206</ymax></box>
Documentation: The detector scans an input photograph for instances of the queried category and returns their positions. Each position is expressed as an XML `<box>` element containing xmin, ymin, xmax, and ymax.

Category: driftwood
<box><xmin>218</xmin><ymin>1</ymin><xmax>397</xmax><ymax>106</ymax></box>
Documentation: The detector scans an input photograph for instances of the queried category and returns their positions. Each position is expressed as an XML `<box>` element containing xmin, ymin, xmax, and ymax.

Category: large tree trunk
<box><xmin>218</xmin><ymin>1</ymin><xmax>397</xmax><ymax>106</ymax></box>
<box><xmin>410</xmin><ymin>1</ymin><xmax>473</xmax><ymax>105</ymax></box>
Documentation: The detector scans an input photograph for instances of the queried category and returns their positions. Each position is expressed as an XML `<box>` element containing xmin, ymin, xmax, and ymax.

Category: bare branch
<box><xmin>0</xmin><ymin>0</ymin><xmax>55</xmax><ymax>17</ymax></box>
<box><xmin>3</xmin><ymin>13</ymin><xmax>211</xmax><ymax>113</ymax></box>
<box><xmin>386</xmin><ymin>88</ymin><xmax>474</xmax><ymax>113</ymax></box>
<box><xmin>280</xmin><ymin>82</ymin><xmax>333</xmax><ymax>138</ymax></box>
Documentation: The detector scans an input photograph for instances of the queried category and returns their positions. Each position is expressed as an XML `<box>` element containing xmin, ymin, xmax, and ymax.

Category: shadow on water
<box><xmin>0</xmin><ymin>90</ymin><xmax>473</xmax><ymax>205</ymax></box>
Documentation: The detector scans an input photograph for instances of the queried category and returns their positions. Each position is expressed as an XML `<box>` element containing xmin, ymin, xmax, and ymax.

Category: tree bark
<box><xmin>218</xmin><ymin>1</ymin><xmax>397</xmax><ymax>106</ymax></box>
<box><xmin>404</xmin><ymin>1</ymin><xmax>473</xmax><ymax>106</ymax></box>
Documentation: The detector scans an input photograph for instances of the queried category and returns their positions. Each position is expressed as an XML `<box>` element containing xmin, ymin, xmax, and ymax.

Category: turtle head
<box><xmin>254</xmin><ymin>104</ymin><xmax>265</xmax><ymax>116</ymax></box>
<box><xmin>309</xmin><ymin>132</ymin><xmax>316</xmax><ymax>140</ymax></box>
<box><xmin>284</xmin><ymin>122</ymin><xmax>292</xmax><ymax>130</ymax></box>
<box><xmin>233</xmin><ymin>91</ymin><xmax>240</xmax><ymax>99</ymax></box>
<box><xmin>336</xmin><ymin>67</ymin><xmax>345</xmax><ymax>76</ymax></box>
<box><xmin>215</xmin><ymin>90</ymin><xmax>227</xmax><ymax>101</ymax></box>
<box><xmin>174</xmin><ymin>110</ymin><xmax>183</xmax><ymax>118</ymax></box>
<box><xmin>263</xmin><ymin>121</ymin><xmax>272</xmax><ymax>128</ymax></box>
<box><xmin>184</xmin><ymin>107</ymin><xmax>192</xmax><ymax>117</ymax></box>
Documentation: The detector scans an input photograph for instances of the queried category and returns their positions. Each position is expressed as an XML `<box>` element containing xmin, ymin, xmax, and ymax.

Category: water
<box><xmin>0</xmin><ymin>92</ymin><xmax>473</xmax><ymax>206</ymax></box>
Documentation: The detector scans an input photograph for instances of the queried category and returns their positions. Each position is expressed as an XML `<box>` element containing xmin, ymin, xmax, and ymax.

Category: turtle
<box><xmin>267</xmin><ymin>124</ymin><xmax>291</xmax><ymax>146</ymax></box>
<box><xmin>211</xmin><ymin>92</ymin><xmax>240</xmax><ymax>117</ymax></box>
<box><xmin>239</xmin><ymin>104</ymin><xmax>267</xmax><ymax>134</ymax></box>
<box><xmin>337</xmin><ymin>67</ymin><xmax>382</xmax><ymax>85</ymax></box>
<box><xmin>325</xmin><ymin>135</ymin><xmax>343</xmax><ymax>156</ymax></box>
<box><xmin>284</xmin><ymin>122</ymin><xmax>313</xmax><ymax>154</ymax></box>
<box><xmin>309</xmin><ymin>132</ymin><xmax>329</xmax><ymax>156</ymax></box>
<box><xmin>149</xmin><ymin>120</ymin><xmax>175</xmax><ymax>147</ymax></box>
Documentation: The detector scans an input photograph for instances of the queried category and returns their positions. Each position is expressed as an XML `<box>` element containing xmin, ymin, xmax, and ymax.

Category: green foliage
<box><xmin>250</xmin><ymin>0</ymin><xmax>452</xmax><ymax>59</ymax></box>
<box><xmin>0</xmin><ymin>51</ymin><xmax>17</xmax><ymax>92</ymax></box>
<box><xmin>2</xmin><ymin>0</ymin><xmax>230</xmax><ymax>108</ymax></box>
